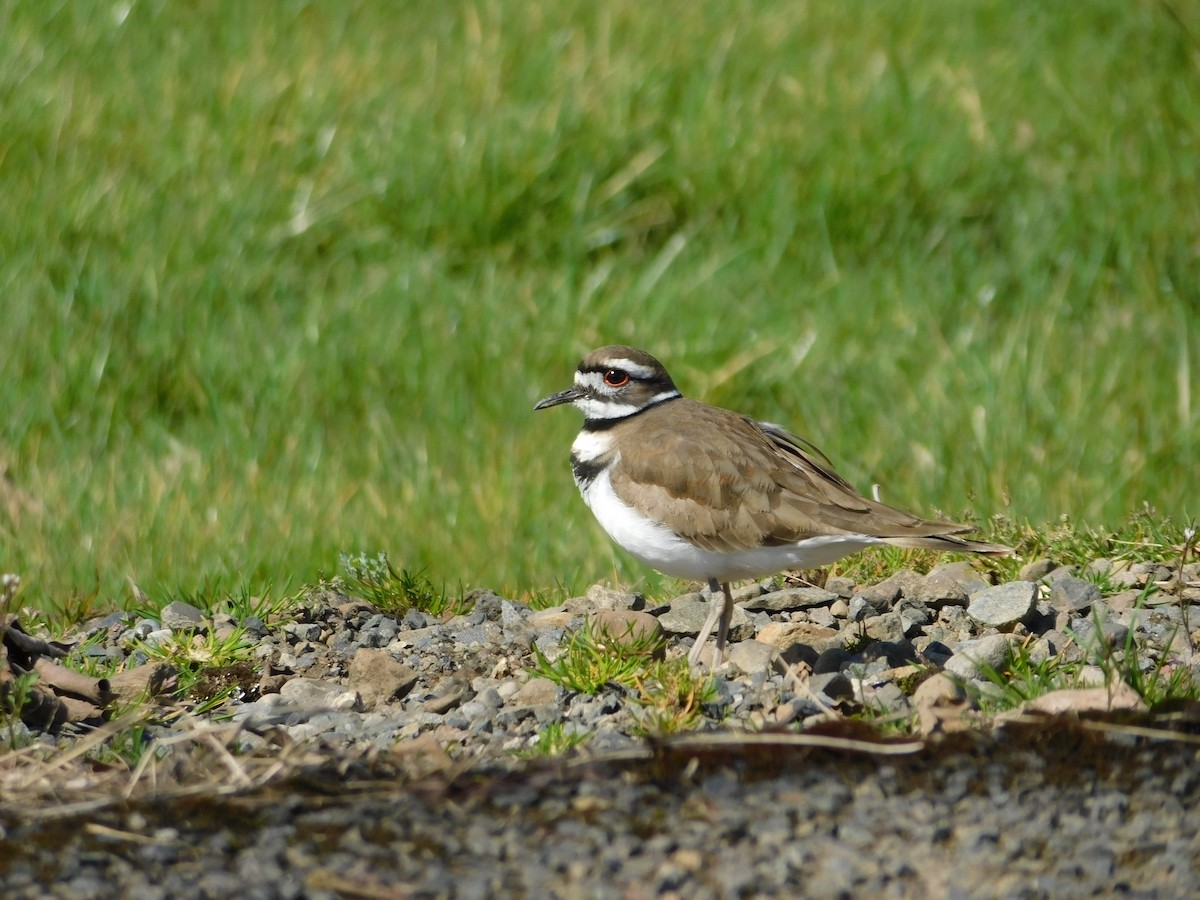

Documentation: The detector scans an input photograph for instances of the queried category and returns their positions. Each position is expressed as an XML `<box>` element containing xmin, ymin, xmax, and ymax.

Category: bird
<box><xmin>535</xmin><ymin>345</ymin><xmax>1012</xmax><ymax>667</ymax></box>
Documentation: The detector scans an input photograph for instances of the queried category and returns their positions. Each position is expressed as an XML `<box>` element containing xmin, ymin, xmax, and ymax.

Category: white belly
<box><xmin>580</xmin><ymin>467</ymin><xmax>881</xmax><ymax>582</ymax></box>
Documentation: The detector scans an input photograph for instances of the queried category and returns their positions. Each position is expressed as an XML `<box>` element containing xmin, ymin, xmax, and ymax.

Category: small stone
<box><xmin>421</xmin><ymin>684</ymin><xmax>467</xmax><ymax>715</ymax></box>
<box><xmin>862</xmin><ymin>612</ymin><xmax>906</xmax><ymax>643</ymax></box>
<box><xmin>927</xmin><ymin>561</ymin><xmax>992</xmax><ymax>594</ymax></box>
<box><xmin>511</xmin><ymin>677</ymin><xmax>563</xmax><ymax>707</ymax></box>
<box><xmin>159</xmin><ymin>600</ymin><xmax>206</xmax><ymax>630</ymax></box>
<box><xmin>142</xmin><ymin>628</ymin><xmax>174</xmax><ymax>648</ymax></box>
<box><xmin>829</xmin><ymin>598</ymin><xmax>849</xmax><ymax>619</ymax></box>
<box><xmin>284</xmin><ymin>622</ymin><xmax>322</xmax><ymax>643</ymax></box>
<box><xmin>1045</xmin><ymin>566</ymin><xmax>1076</xmax><ymax>583</ymax></box>
<box><xmin>279</xmin><ymin>677</ymin><xmax>358</xmax><ymax>708</ymax></box>
<box><xmin>896</xmin><ymin>599</ymin><xmax>933</xmax><ymax>636</ymax></box>
<box><xmin>913</xmin><ymin>575</ymin><xmax>969</xmax><ymax>607</ymax></box>
<box><xmin>731</xmin><ymin>583</ymin><xmax>767</xmax><ymax>603</ymax></box>
<box><xmin>944</xmin><ymin>634</ymin><xmax>1011</xmax><ymax>679</ymax></box>
<box><xmin>727</xmin><ymin>639</ymin><xmax>779</xmax><ymax>675</ymax></box>
<box><xmin>1018</xmin><ymin>559</ymin><xmax>1057</xmax><ymax>582</ymax></box>
<box><xmin>1104</xmin><ymin>590</ymin><xmax>1143</xmax><ymax>613</ymax></box>
<box><xmin>348</xmin><ymin>648</ymin><xmax>419</xmax><ymax>709</ymax></box>
<box><xmin>740</xmin><ymin>587</ymin><xmax>838</xmax><ymax>612</ymax></box>
<box><xmin>967</xmin><ymin>581</ymin><xmax>1038</xmax><ymax>627</ymax></box>
<box><xmin>528</xmin><ymin>608</ymin><xmax>576</xmax><ymax>629</ymax></box>
<box><xmin>825</xmin><ymin>576</ymin><xmax>856</xmax><ymax>598</ymax></box>
<box><xmin>861</xmin><ymin>681</ymin><xmax>909</xmax><ymax>714</ymax></box>
<box><xmin>913</xmin><ymin>673</ymin><xmax>970</xmax><ymax>735</ymax></box>
<box><xmin>1025</xmin><ymin>684</ymin><xmax>1146</xmax><ymax>715</ymax></box>
<box><xmin>1048</xmin><ymin>576</ymin><xmax>1101</xmax><ymax>614</ymax></box>
<box><xmin>854</xmin><ymin>576</ymin><xmax>901</xmax><ymax>610</ymax></box>
<box><xmin>916</xmin><ymin>639</ymin><xmax>954</xmax><ymax>667</ymax></box>
<box><xmin>807</xmin><ymin>606</ymin><xmax>837</xmax><ymax>628</ymax></box>
<box><xmin>808</xmin><ymin>671</ymin><xmax>854</xmax><ymax>701</ymax></box>
<box><xmin>589</xmin><ymin>610</ymin><xmax>664</xmax><ymax>650</ymax></box>
<box><xmin>658</xmin><ymin>595</ymin><xmax>754</xmax><ymax>642</ymax></box>
<box><xmin>847</xmin><ymin>596</ymin><xmax>873</xmax><ymax>622</ymax></box>
<box><xmin>756</xmin><ymin>621</ymin><xmax>842</xmax><ymax>653</ymax></box>
<box><xmin>586</xmin><ymin>584</ymin><xmax>644</xmax><ymax>610</ymax></box>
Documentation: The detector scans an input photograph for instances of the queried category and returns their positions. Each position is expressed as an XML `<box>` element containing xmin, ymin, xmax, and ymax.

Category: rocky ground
<box><xmin>2</xmin><ymin>556</ymin><xmax>1200</xmax><ymax>897</ymax></box>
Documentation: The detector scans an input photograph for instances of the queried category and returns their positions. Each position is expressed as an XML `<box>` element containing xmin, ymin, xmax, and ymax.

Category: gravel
<box><xmin>4</xmin><ymin>558</ymin><xmax>1200</xmax><ymax>895</ymax></box>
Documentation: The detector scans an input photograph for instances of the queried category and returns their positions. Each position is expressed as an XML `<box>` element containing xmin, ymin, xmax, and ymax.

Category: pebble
<box><xmin>159</xmin><ymin>600</ymin><xmax>206</xmax><ymax>630</ymax></box>
<box><xmin>347</xmin><ymin>648</ymin><xmax>419</xmax><ymax>708</ymax></box>
<box><xmin>1048</xmin><ymin>575</ymin><xmax>1102</xmax><ymax>614</ymax></box>
<box><xmin>588</xmin><ymin>609</ymin><xmax>664</xmax><ymax>649</ymax></box>
<box><xmin>657</xmin><ymin>595</ymin><xmax>753</xmax><ymax>641</ymax></box>
<box><xmin>21</xmin><ymin>546</ymin><xmax>1200</xmax><ymax>896</ymax></box>
<box><xmin>967</xmin><ymin>581</ymin><xmax>1038</xmax><ymax>627</ymax></box>
<box><xmin>740</xmin><ymin>587</ymin><xmax>839</xmax><ymax>611</ymax></box>
<box><xmin>944</xmin><ymin>634</ymin><xmax>1011</xmax><ymax>679</ymax></box>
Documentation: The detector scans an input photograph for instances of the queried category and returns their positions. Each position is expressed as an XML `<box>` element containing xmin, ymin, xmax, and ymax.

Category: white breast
<box><xmin>580</xmin><ymin>464</ymin><xmax>882</xmax><ymax>582</ymax></box>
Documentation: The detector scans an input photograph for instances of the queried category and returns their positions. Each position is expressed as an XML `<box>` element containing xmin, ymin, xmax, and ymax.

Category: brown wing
<box><xmin>609</xmin><ymin>399</ymin><xmax>991</xmax><ymax>554</ymax></box>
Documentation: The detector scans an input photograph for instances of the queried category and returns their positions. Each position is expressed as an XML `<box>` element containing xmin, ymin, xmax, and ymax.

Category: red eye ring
<box><xmin>603</xmin><ymin>369</ymin><xmax>629</xmax><ymax>387</ymax></box>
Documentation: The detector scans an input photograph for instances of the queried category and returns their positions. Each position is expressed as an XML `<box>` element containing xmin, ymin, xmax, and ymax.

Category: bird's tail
<box><xmin>882</xmin><ymin>535</ymin><xmax>1014</xmax><ymax>557</ymax></box>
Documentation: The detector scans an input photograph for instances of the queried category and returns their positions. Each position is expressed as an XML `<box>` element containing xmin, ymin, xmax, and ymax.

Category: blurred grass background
<box><xmin>1</xmin><ymin>0</ymin><xmax>1197</xmax><ymax>609</ymax></box>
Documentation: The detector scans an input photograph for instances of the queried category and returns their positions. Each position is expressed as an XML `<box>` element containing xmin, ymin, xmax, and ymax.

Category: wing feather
<box><xmin>609</xmin><ymin>399</ymin><xmax>984</xmax><ymax>554</ymax></box>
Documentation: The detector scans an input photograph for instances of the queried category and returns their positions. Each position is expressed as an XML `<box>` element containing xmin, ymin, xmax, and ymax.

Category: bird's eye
<box><xmin>604</xmin><ymin>369</ymin><xmax>629</xmax><ymax>387</ymax></box>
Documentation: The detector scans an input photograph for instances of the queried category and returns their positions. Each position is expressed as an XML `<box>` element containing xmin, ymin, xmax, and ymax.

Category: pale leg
<box><xmin>712</xmin><ymin>581</ymin><xmax>734</xmax><ymax>668</ymax></box>
<box><xmin>687</xmin><ymin>578</ymin><xmax>727</xmax><ymax>666</ymax></box>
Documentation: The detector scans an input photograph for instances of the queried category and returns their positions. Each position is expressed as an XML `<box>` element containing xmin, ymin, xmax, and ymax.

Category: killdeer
<box><xmin>536</xmin><ymin>345</ymin><xmax>1012</xmax><ymax>667</ymax></box>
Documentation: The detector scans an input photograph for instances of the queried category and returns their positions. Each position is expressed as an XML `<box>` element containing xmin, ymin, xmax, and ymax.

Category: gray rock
<box><xmin>284</xmin><ymin>622</ymin><xmax>322</xmax><ymax>643</ymax></box>
<box><xmin>847</xmin><ymin>596</ymin><xmax>874</xmax><ymax>623</ymax></box>
<box><xmin>727</xmin><ymin>639</ymin><xmax>779</xmax><ymax>675</ymax></box>
<box><xmin>896</xmin><ymin>599</ymin><xmax>933</xmax><ymax>635</ymax></box>
<box><xmin>756</xmin><ymin>621</ymin><xmax>842</xmax><ymax>655</ymax></box>
<box><xmin>862</xmin><ymin>612</ymin><xmax>906</xmax><ymax>643</ymax></box>
<box><xmin>347</xmin><ymin>648</ymin><xmax>418</xmax><ymax>709</ymax></box>
<box><xmin>913</xmin><ymin>574</ymin><xmax>969</xmax><ymax>607</ymax></box>
<box><xmin>808</xmin><ymin>606</ymin><xmax>837</xmax><ymax>628</ymax></box>
<box><xmin>329</xmin><ymin>628</ymin><xmax>360</xmax><ymax>657</ymax></box>
<box><xmin>160</xmin><ymin>600</ymin><xmax>206</xmax><ymax>630</ymax></box>
<box><xmin>585</xmin><ymin>583</ymin><xmax>644</xmax><ymax>610</ymax></box>
<box><xmin>453</xmin><ymin>623</ymin><xmax>499</xmax><ymax>647</ymax></box>
<box><xmin>862</xmin><ymin>681</ymin><xmax>910</xmax><ymax>714</ymax></box>
<box><xmin>927</xmin><ymin>561</ymin><xmax>992</xmax><ymax>595</ymax></box>
<box><xmin>740</xmin><ymin>587</ymin><xmax>838</xmax><ymax>612</ymax></box>
<box><xmin>142</xmin><ymin>628</ymin><xmax>174</xmax><ymax>648</ymax></box>
<box><xmin>588</xmin><ymin>609</ymin><xmax>664</xmax><ymax>649</ymax></box>
<box><xmin>1019</xmin><ymin>558</ymin><xmax>1057</xmax><ymax>582</ymax></box>
<box><xmin>511</xmin><ymin>677</ymin><xmax>563</xmax><ymax>707</ymax></box>
<box><xmin>825</xmin><ymin>576</ymin><xmax>857</xmax><ymax>598</ymax></box>
<box><xmin>944</xmin><ymin>634</ymin><xmax>1011</xmax><ymax>679</ymax></box>
<box><xmin>658</xmin><ymin>596</ymin><xmax>754</xmax><ymax>642</ymax></box>
<box><xmin>500</xmin><ymin>600</ymin><xmax>530</xmax><ymax>630</ymax></box>
<box><xmin>1048</xmin><ymin>576</ymin><xmax>1101</xmax><ymax>614</ymax></box>
<box><xmin>732</xmin><ymin>582</ymin><xmax>767</xmax><ymax>603</ymax></box>
<box><xmin>967</xmin><ymin>581</ymin><xmax>1038</xmax><ymax>627</ymax></box>
<box><xmin>808</xmin><ymin>671</ymin><xmax>854</xmax><ymax>701</ymax></box>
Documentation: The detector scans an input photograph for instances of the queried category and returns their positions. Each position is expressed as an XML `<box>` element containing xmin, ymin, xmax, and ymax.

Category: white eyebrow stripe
<box><xmin>598</xmin><ymin>359</ymin><xmax>657</xmax><ymax>380</ymax></box>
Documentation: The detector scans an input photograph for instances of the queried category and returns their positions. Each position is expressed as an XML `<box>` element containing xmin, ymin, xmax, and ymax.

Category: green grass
<box><xmin>530</xmin><ymin>617</ymin><xmax>667</xmax><ymax>694</ymax></box>
<box><xmin>515</xmin><ymin>720</ymin><xmax>590</xmax><ymax>759</ymax></box>
<box><xmin>338</xmin><ymin>551</ymin><xmax>463</xmax><ymax>616</ymax></box>
<box><xmin>2</xmin><ymin>2</ymin><xmax>1198</xmax><ymax>611</ymax></box>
